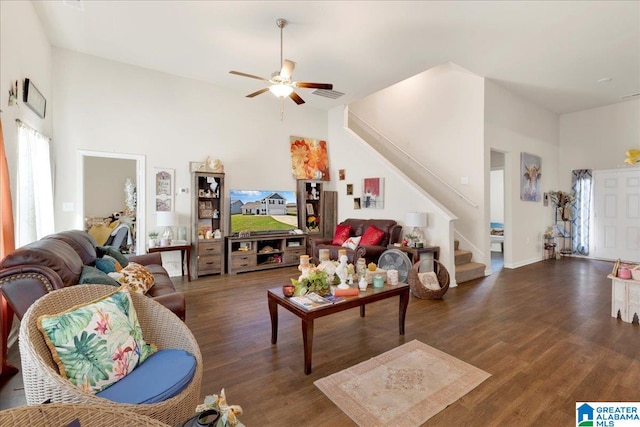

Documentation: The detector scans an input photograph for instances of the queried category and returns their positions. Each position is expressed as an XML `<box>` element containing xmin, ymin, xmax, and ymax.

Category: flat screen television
<box><xmin>229</xmin><ymin>189</ymin><xmax>298</xmax><ymax>235</ymax></box>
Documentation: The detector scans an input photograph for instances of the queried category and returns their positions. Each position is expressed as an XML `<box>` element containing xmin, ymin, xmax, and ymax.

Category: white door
<box><xmin>593</xmin><ymin>169</ymin><xmax>640</xmax><ymax>262</ymax></box>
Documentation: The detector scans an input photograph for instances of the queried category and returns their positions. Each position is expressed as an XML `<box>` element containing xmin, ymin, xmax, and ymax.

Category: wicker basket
<box><xmin>408</xmin><ymin>259</ymin><xmax>450</xmax><ymax>299</ymax></box>
<box><xmin>0</xmin><ymin>403</ymin><xmax>170</xmax><ymax>426</ymax></box>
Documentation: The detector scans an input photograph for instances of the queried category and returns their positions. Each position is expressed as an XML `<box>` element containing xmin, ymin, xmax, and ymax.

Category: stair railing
<box><xmin>348</xmin><ymin>110</ymin><xmax>478</xmax><ymax>208</ymax></box>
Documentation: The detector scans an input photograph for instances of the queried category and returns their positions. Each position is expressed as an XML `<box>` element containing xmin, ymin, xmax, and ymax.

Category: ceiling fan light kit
<box><xmin>229</xmin><ymin>18</ymin><xmax>333</xmax><ymax>119</ymax></box>
<box><xmin>269</xmin><ymin>83</ymin><xmax>293</xmax><ymax>98</ymax></box>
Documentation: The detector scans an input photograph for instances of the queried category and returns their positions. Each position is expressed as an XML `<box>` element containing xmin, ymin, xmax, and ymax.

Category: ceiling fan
<box><xmin>229</xmin><ymin>18</ymin><xmax>333</xmax><ymax>109</ymax></box>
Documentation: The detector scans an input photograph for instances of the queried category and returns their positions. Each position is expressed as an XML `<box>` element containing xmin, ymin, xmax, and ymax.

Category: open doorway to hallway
<box><xmin>490</xmin><ymin>150</ymin><xmax>505</xmax><ymax>271</ymax></box>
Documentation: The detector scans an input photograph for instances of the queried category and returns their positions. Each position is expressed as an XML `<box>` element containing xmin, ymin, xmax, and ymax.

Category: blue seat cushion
<box><xmin>96</xmin><ymin>349</ymin><xmax>196</xmax><ymax>404</ymax></box>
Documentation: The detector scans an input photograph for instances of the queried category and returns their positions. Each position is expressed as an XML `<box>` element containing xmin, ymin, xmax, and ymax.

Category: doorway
<box><xmin>77</xmin><ymin>150</ymin><xmax>146</xmax><ymax>255</ymax></box>
<box><xmin>490</xmin><ymin>150</ymin><xmax>505</xmax><ymax>271</ymax></box>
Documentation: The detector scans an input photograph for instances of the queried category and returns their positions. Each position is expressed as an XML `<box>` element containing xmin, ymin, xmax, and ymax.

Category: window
<box><xmin>571</xmin><ymin>169</ymin><xmax>592</xmax><ymax>255</ymax></box>
<box><xmin>16</xmin><ymin>121</ymin><xmax>54</xmax><ymax>246</ymax></box>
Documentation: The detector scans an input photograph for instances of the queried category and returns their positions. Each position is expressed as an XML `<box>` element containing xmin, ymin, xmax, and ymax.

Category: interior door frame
<box><xmin>77</xmin><ymin>150</ymin><xmax>146</xmax><ymax>255</ymax></box>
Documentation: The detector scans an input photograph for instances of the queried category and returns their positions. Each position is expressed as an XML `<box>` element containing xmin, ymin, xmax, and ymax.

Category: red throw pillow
<box><xmin>332</xmin><ymin>224</ymin><xmax>352</xmax><ymax>245</ymax></box>
<box><xmin>360</xmin><ymin>225</ymin><xmax>385</xmax><ymax>246</ymax></box>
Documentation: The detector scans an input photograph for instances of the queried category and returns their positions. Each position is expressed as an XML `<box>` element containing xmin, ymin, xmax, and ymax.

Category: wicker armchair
<box><xmin>19</xmin><ymin>285</ymin><xmax>202</xmax><ymax>426</ymax></box>
<box><xmin>408</xmin><ymin>259</ymin><xmax>450</xmax><ymax>299</ymax></box>
<box><xmin>0</xmin><ymin>403</ymin><xmax>170</xmax><ymax>426</ymax></box>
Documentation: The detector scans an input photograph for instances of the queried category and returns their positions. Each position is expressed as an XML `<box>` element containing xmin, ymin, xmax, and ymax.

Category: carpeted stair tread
<box><xmin>455</xmin><ymin>249</ymin><xmax>473</xmax><ymax>266</ymax></box>
<box><xmin>455</xmin><ymin>262</ymin><xmax>486</xmax><ymax>284</ymax></box>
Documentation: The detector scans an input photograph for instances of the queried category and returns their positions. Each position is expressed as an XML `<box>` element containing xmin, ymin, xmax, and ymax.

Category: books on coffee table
<box><xmin>290</xmin><ymin>292</ymin><xmax>344</xmax><ymax>310</ymax></box>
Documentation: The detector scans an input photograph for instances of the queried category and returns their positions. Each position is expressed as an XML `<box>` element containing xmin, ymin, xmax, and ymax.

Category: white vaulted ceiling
<box><xmin>32</xmin><ymin>0</ymin><xmax>640</xmax><ymax>114</ymax></box>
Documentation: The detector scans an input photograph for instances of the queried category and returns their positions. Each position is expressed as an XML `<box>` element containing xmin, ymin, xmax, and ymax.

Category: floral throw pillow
<box><xmin>108</xmin><ymin>262</ymin><xmax>155</xmax><ymax>294</ymax></box>
<box><xmin>37</xmin><ymin>285</ymin><xmax>157</xmax><ymax>394</ymax></box>
<box><xmin>332</xmin><ymin>224</ymin><xmax>352</xmax><ymax>245</ymax></box>
<box><xmin>360</xmin><ymin>225</ymin><xmax>385</xmax><ymax>246</ymax></box>
<box><xmin>342</xmin><ymin>236</ymin><xmax>362</xmax><ymax>250</ymax></box>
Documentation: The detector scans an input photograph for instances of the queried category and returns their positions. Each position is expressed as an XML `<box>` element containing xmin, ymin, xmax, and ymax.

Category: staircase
<box><xmin>454</xmin><ymin>240</ymin><xmax>486</xmax><ymax>284</ymax></box>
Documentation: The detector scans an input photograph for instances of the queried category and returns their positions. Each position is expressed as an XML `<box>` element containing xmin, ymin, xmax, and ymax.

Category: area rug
<box><xmin>314</xmin><ymin>340</ymin><xmax>490</xmax><ymax>427</ymax></box>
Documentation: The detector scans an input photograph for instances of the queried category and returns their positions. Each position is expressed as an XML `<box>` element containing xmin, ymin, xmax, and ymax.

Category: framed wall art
<box><xmin>363</xmin><ymin>177</ymin><xmax>384</xmax><ymax>209</ymax></box>
<box><xmin>23</xmin><ymin>78</ymin><xmax>46</xmax><ymax>118</ymax></box>
<box><xmin>290</xmin><ymin>136</ymin><xmax>330</xmax><ymax>181</ymax></box>
<box><xmin>520</xmin><ymin>153</ymin><xmax>542</xmax><ymax>202</ymax></box>
<box><xmin>155</xmin><ymin>168</ymin><xmax>174</xmax><ymax>211</ymax></box>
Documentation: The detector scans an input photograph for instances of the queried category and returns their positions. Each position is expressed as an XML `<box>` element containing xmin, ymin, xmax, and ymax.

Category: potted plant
<box><xmin>291</xmin><ymin>269</ymin><xmax>330</xmax><ymax>296</ymax></box>
<box><xmin>148</xmin><ymin>231</ymin><xmax>159</xmax><ymax>248</ymax></box>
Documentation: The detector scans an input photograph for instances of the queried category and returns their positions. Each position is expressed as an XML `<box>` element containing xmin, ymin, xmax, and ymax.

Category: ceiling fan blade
<box><xmin>289</xmin><ymin>91</ymin><xmax>305</xmax><ymax>105</ymax></box>
<box><xmin>246</xmin><ymin>87</ymin><xmax>270</xmax><ymax>98</ymax></box>
<box><xmin>230</xmin><ymin>71</ymin><xmax>269</xmax><ymax>82</ymax></box>
<box><xmin>280</xmin><ymin>59</ymin><xmax>295</xmax><ymax>80</ymax></box>
<box><xmin>294</xmin><ymin>82</ymin><xmax>333</xmax><ymax>90</ymax></box>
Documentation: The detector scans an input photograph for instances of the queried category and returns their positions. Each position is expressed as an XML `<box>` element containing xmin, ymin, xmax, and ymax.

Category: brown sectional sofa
<box><xmin>0</xmin><ymin>230</ymin><xmax>185</xmax><ymax>321</ymax></box>
<box><xmin>309</xmin><ymin>218</ymin><xmax>403</xmax><ymax>264</ymax></box>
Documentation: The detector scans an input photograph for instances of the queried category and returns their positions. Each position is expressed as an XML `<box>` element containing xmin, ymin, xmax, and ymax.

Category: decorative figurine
<box><xmin>336</xmin><ymin>254</ymin><xmax>349</xmax><ymax>289</ymax></box>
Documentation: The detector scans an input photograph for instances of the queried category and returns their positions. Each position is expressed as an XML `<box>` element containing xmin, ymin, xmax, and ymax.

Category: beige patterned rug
<box><xmin>314</xmin><ymin>340</ymin><xmax>490</xmax><ymax>427</ymax></box>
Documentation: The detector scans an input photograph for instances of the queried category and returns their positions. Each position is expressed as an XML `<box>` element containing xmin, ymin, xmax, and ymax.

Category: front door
<box><xmin>593</xmin><ymin>169</ymin><xmax>640</xmax><ymax>262</ymax></box>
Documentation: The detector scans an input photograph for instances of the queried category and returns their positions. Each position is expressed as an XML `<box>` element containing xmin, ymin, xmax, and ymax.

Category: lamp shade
<box><xmin>269</xmin><ymin>84</ymin><xmax>293</xmax><ymax>98</ymax></box>
<box><xmin>156</xmin><ymin>211</ymin><xmax>178</xmax><ymax>227</ymax></box>
<box><xmin>405</xmin><ymin>212</ymin><xmax>427</xmax><ymax>228</ymax></box>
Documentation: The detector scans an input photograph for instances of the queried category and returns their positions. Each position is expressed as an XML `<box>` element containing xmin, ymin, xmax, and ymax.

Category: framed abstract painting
<box><xmin>290</xmin><ymin>136</ymin><xmax>330</xmax><ymax>181</ymax></box>
<box><xmin>363</xmin><ymin>177</ymin><xmax>384</xmax><ymax>209</ymax></box>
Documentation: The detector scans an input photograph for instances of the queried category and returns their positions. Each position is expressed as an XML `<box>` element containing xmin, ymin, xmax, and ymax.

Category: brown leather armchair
<box><xmin>309</xmin><ymin>218</ymin><xmax>402</xmax><ymax>264</ymax></box>
<box><xmin>0</xmin><ymin>230</ymin><xmax>185</xmax><ymax>321</ymax></box>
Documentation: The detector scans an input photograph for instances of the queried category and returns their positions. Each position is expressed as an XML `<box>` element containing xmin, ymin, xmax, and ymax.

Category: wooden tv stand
<box><xmin>226</xmin><ymin>233</ymin><xmax>307</xmax><ymax>275</ymax></box>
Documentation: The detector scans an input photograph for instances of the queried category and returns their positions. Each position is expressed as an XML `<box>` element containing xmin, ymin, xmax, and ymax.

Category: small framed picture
<box><xmin>339</xmin><ymin>169</ymin><xmax>346</xmax><ymax>180</ymax></box>
<box><xmin>23</xmin><ymin>78</ymin><xmax>46</xmax><ymax>118</ymax></box>
<box><xmin>354</xmin><ymin>197</ymin><xmax>361</xmax><ymax>210</ymax></box>
<box><xmin>306</xmin><ymin>203</ymin><xmax>314</xmax><ymax>215</ymax></box>
<box><xmin>346</xmin><ymin>184</ymin><xmax>353</xmax><ymax>195</ymax></box>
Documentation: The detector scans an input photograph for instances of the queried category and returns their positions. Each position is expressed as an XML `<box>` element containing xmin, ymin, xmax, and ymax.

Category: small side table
<box><xmin>388</xmin><ymin>244</ymin><xmax>440</xmax><ymax>265</ymax></box>
<box><xmin>148</xmin><ymin>244</ymin><xmax>191</xmax><ymax>281</ymax></box>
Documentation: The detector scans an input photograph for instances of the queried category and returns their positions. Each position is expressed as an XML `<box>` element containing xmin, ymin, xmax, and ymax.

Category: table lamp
<box><xmin>405</xmin><ymin>212</ymin><xmax>427</xmax><ymax>248</ymax></box>
<box><xmin>157</xmin><ymin>211</ymin><xmax>178</xmax><ymax>246</ymax></box>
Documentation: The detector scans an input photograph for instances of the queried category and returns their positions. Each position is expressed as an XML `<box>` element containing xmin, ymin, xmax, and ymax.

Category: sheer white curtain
<box><xmin>16</xmin><ymin>121</ymin><xmax>54</xmax><ymax>246</ymax></box>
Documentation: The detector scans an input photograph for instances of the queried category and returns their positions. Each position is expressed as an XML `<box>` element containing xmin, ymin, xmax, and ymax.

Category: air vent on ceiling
<box><xmin>621</xmin><ymin>92</ymin><xmax>640</xmax><ymax>99</ymax></box>
<box><xmin>63</xmin><ymin>0</ymin><xmax>84</xmax><ymax>10</ymax></box>
<box><xmin>312</xmin><ymin>89</ymin><xmax>345</xmax><ymax>99</ymax></box>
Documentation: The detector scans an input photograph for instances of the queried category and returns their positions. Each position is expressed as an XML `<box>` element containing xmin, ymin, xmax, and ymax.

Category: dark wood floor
<box><xmin>2</xmin><ymin>257</ymin><xmax>639</xmax><ymax>425</ymax></box>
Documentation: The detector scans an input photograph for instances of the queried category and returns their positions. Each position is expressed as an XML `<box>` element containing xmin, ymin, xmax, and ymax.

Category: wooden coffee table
<box><xmin>267</xmin><ymin>283</ymin><xmax>410</xmax><ymax>374</ymax></box>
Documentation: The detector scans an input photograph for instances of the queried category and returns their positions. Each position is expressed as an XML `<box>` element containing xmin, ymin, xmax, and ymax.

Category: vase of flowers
<box><xmin>549</xmin><ymin>190</ymin><xmax>575</xmax><ymax>220</ymax></box>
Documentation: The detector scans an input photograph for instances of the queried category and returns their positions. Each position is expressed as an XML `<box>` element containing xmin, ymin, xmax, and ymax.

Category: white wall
<box><xmin>348</xmin><ymin>63</ymin><xmax>486</xmax><ymax>264</ymax></box>
<box><xmin>52</xmin><ymin>49</ymin><xmax>327</xmax><ymax>228</ymax></box>
<box><xmin>0</xmin><ymin>0</ymin><xmax>53</xmax><ymax>226</ymax></box>
<box><xmin>50</xmin><ymin>49</ymin><xmax>326</xmax><ymax>274</ymax></box>
<box><xmin>559</xmin><ymin>99</ymin><xmax>640</xmax><ymax>189</ymax></box>
<box><xmin>83</xmin><ymin>157</ymin><xmax>136</xmax><ymax>218</ymax></box>
<box><xmin>490</xmin><ymin>170</ymin><xmax>504</xmax><ymax>224</ymax></box>
<box><xmin>328</xmin><ymin>106</ymin><xmax>457</xmax><ymax>283</ymax></box>
<box><xmin>484</xmin><ymin>80</ymin><xmax>559</xmax><ymax>268</ymax></box>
